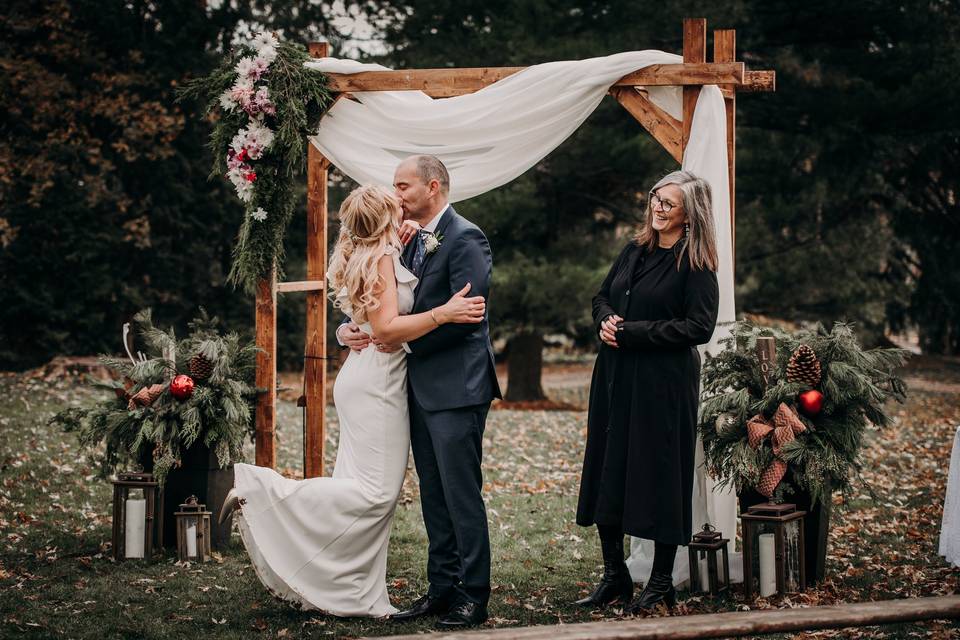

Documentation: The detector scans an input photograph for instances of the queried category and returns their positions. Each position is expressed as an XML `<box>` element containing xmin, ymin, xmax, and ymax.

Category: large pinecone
<box><xmin>189</xmin><ymin>353</ymin><xmax>214</xmax><ymax>381</ymax></box>
<box><xmin>786</xmin><ymin>344</ymin><xmax>821</xmax><ymax>387</ymax></box>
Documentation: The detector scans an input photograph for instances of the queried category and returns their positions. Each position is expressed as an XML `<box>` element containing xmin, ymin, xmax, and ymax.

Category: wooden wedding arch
<box><xmin>253</xmin><ymin>18</ymin><xmax>776</xmax><ymax>476</ymax></box>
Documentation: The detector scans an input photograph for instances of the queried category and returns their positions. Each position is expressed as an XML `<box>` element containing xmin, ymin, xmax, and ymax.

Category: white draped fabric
<box><xmin>939</xmin><ymin>426</ymin><xmax>960</xmax><ymax>567</ymax></box>
<box><xmin>305</xmin><ymin>51</ymin><xmax>740</xmax><ymax>587</ymax></box>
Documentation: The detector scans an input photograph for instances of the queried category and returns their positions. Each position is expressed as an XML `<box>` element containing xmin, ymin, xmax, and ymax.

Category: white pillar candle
<box><xmin>698</xmin><ymin>556</ymin><xmax>710</xmax><ymax>591</ymax></box>
<box><xmin>186</xmin><ymin>521</ymin><xmax>198</xmax><ymax>558</ymax></box>
<box><xmin>124</xmin><ymin>498</ymin><xmax>146</xmax><ymax>558</ymax></box>
<box><xmin>758</xmin><ymin>533</ymin><xmax>777</xmax><ymax>597</ymax></box>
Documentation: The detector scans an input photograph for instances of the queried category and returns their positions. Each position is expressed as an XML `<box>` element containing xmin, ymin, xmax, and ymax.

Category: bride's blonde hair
<box><xmin>327</xmin><ymin>185</ymin><xmax>403</xmax><ymax>323</ymax></box>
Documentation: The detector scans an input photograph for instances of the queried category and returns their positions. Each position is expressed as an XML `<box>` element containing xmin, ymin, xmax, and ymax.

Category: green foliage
<box><xmin>698</xmin><ymin>321</ymin><xmax>908</xmax><ymax>504</ymax></box>
<box><xmin>177</xmin><ymin>40</ymin><xmax>333</xmax><ymax>293</ymax></box>
<box><xmin>49</xmin><ymin>309</ymin><xmax>258</xmax><ymax>486</ymax></box>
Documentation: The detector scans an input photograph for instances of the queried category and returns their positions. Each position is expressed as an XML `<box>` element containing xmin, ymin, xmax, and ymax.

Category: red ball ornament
<box><xmin>797</xmin><ymin>389</ymin><xmax>823</xmax><ymax>416</ymax></box>
<box><xmin>170</xmin><ymin>374</ymin><xmax>195</xmax><ymax>401</ymax></box>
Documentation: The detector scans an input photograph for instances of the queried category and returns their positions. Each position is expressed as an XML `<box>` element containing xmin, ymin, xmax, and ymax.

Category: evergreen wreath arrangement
<box><xmin>177</xmin><ymin>33</ymin><xmax>334</xmax><ymax>293</ymax></box>
<box><xmin>51</xmin><ymin>309</ymin><xmax>259</xmax><ymax>486</ymax></box>
<box><xmin>698</xmin><ymin>321</ymin><xmax>908</xmax><ymax>505</ymax></box>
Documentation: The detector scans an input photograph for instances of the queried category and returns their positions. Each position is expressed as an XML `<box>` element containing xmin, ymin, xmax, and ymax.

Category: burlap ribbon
<box><xmin>746</xmin><ymin>403</ymin><xmax>806</xmax><ymax>497</ymax></box>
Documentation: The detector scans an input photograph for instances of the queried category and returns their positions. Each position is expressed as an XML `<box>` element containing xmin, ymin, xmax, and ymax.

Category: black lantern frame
<box><xmin>175</xmin><ymin>495</ymin><xmax>212</xmax><ymax>562</ymax></box>
<box><xmin>741</xmin><ymin>502</ymin><xmax>806</xmax><ymax>599</ymax></box>
<box><xmin>111</xmin><ymin>471</ymin><xmax>162</xmax><ymax>561</ymax></box>
<box><xmin>687</xmin><ymin>523</ymin><xmax>731</xmax><ymax>595</ymax></box>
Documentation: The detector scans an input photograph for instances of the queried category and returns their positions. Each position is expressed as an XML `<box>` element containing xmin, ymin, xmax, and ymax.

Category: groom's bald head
<box><xmin>394</xmin><ymin>155</ymin><xmax>450</xmax><ymax>223</ymax></box>
<box><xmin>405</xmin><ymin>155</ymin><xmax>450</xmax><ymax>196</ymax></box>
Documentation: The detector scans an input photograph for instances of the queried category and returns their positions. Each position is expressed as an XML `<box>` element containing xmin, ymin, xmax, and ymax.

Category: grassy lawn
<box><xmin>1</xmin><ymin>356</ymin><xmax>959</xmax><ymax>639</ymax></box>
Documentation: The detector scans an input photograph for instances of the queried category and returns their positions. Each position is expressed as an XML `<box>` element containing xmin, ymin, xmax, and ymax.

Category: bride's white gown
<box><xmin>232</xmin><ymin>250</ymin><xmax>417</xmax><ymax>617</ymax></box>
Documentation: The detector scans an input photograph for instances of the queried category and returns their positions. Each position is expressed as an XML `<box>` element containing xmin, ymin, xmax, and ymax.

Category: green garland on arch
<box><xmin>177</xmin><ymin>34</ymin><xmax>334</xmax><ymax>293</ymax></box>
<box><xmin>697</xmin><ymin>321</ymin><xmax>908</xmax><ymax>505</ymax></box>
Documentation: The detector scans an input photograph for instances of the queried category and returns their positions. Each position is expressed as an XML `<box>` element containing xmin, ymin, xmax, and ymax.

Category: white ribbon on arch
<box><xmin>306</xmin><ymin>51</ymin><xmax>740</xmax><ymax>586</ymax></box>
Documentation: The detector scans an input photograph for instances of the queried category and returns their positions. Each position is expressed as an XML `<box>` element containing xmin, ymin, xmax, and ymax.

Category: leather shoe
<box><xmin>573</xmin><ymin>569</ymin><xmax>633</xmax><ymax>607</ymax></box>
<box><xmin>437</xmin><ymin>601</ymin><xmax>488</xmax><ymax>628</ymax></box>
<box><xmin>627</xmin><ymin>570</ymin><xmax>677</xmax><ymax>614</ymax></box>
<box><xmin>390</xmin><ymin>594</ymin><xmax>452</xmax><ymax>622</ymax></box>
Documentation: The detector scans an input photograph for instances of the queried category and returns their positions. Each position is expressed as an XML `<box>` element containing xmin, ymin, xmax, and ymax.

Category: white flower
<box><xmin>423</xmin><ymin>232</ymin><xmax>442</xmax><ymax>254</ymax></box>
<box><xmin>235</xmin><ymin>56</ymin><xmax>258</xmax><ymax>80</ymax></box>
<box><xmin>251</xmin><ymin>32</ymin><xmax>279</xmax><ymax>62</ymax></box>
<box><xmin>244</xmin><ymin>121</ymin><xmax>275</xmax><ymax>157</ymax></box>
<box><xmin>251</xmin><ymin>207</ymin><xmax>268</xmax><ymax>222</ymax></box>
<box><xmin>219</xmin><ymin>89</ymin><xmax>238</xmax><ymax>112</ymax></box>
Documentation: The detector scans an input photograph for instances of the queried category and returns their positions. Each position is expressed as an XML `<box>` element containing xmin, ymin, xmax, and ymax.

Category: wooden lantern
<box><xmin>687</xmin><ymin>523</ymin><xmax>731</xmax><ymax>595</ymax></box>
<box><xmin>175</xmin><ymin>495</ymin><xmax>212</xmax><ymax>562</ymax></box>
<box><xmin>111</xmin><ymin>472</ymin><xmax>162</xmax><ymax>561</ymax></box>
<box><xmin>741</xmin><ymin>502</ymin><xmax>806</xmax><ymax>599</ymax></box>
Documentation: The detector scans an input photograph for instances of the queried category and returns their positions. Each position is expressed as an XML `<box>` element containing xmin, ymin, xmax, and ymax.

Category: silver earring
<box><xmin>683</xmin><ymin>222</ymin><xmax>690</xmax><ymax>237</ymax></box>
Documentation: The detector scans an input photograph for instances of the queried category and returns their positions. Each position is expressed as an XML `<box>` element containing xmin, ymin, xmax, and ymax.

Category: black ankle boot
<box><xmin>628</xmin><ymin>570</ymin><xmax>677</xmax><ymax>613</ymax></box>
<box><xmin>574</xmin><ymin>529</ymin><xmax>634</xmax><ymax>607</ymax></box>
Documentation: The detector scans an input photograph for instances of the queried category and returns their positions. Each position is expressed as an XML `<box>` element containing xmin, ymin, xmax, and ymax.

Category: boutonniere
<box><xmin>423</xmin><ymin>231</ymin><xmax>443</xmax><ymax>254</ymax></box>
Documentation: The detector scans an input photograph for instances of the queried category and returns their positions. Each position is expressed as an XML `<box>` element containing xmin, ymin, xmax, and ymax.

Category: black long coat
<box><xmin>576</xmin><ymin>241</ymin><xmax>719</xmax><ymax>545</ymax></box>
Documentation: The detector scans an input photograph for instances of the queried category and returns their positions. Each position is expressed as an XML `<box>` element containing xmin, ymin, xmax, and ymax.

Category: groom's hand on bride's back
<box><xmin>337</xmin><ymin>322</ymin><xmax>372</xmax><ymax>352</ymax></box>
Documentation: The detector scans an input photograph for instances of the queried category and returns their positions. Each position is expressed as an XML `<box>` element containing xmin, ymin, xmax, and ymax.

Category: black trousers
<box><xmin>409</xmin><ymin>389</ymin><xmax>491</xmax><ymax>606</ymax></box>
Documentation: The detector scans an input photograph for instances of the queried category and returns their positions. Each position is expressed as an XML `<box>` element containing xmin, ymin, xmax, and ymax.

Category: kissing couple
<box><xmin>220</xmin><ymin>154</ymin><xmax>502</xmax><ymax>628</ymax></box>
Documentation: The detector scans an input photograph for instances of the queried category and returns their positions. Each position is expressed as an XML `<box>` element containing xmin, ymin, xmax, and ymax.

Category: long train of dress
<box><xmin>232</xmin><ymin>251</ymin><xmax>416</xmax><ymax>617</ymax></box>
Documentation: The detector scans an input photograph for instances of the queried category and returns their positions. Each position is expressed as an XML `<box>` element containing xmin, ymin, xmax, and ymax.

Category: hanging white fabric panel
<box><xmin>305</xmin><ymin>51</ymin><xmax>739</xmax><ymax>586</ymax></box>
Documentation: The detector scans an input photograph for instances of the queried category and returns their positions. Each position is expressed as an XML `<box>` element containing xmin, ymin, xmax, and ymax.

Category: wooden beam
<box><xmin>375</xmin><ymin>595</ymin><xmax>960</xmax><ymax>640</ymax></box>
<box><xmin>254</xmin><ymin>271</ymin><xmax>276</xmax><ymax>469</ymax></box>
<box><xmin>682</xmin><ymin>18</ymin><xmax>707</xmax><ymax>156</ymax></box>
<box><xmin>610</xmin><ymin>87</ymin><xmax>682</xmax><ymax>164</ymax></box>
<box><xmin>276</xmin><ymin>280</ymin><xmax>325</xmax><ymax>293</ymax></box>
<box><xmin>323</xmin><ymin>62</ymin><xmax>746</xmax><ymax>97</ymax></box>
<box><xmin>714</xmin><ymin>29</ymin><xmax>737</xmax><ymax>259</ymax></box>
<box><xmin>305</xmin><ymin>42</ymin><xmax>329</xmax><ymax>480</ymax></box>
<box><xmin>741</xmin><ymin>70</ymin><xmax>776</xmax><ymax>93</ymax></box>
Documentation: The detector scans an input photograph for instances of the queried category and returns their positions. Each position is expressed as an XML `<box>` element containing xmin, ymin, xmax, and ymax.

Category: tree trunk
<box><xmin>505</xmin><ymin>330</ymin><xmax>546</xmax><ymax>402</ymax></box>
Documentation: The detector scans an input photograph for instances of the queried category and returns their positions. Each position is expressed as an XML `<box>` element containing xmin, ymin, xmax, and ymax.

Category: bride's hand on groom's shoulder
<box><xmin>398</xmin><ymin>220</ymin><xmax>421</xmax><ymax>245</ymax></box>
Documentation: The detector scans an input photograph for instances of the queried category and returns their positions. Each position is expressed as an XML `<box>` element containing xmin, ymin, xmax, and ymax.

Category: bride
<box><xmin>219</xmin><ymin>184</ymin><xmax>486</xmax><ymax>617</ymax></box>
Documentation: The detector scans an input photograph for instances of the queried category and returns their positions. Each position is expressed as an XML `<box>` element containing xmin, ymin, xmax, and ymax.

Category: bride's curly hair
<box><xmin>327</xmin><ymin>185</ymin><xmax>403</xmax><ymax>323</ymax></box>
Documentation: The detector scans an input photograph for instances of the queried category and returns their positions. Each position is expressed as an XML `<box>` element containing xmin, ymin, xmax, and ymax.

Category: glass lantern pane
<box><xmin>784</xmin><ymin>519</ymin><xmax>802</xmax><ymax>592</ymax></box>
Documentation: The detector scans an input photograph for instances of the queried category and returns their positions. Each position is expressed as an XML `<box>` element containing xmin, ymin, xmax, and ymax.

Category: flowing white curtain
<box><xmin>305</xmin><ymin>51</ymin><xmax>740</xmax><ymax>587</ymax></box>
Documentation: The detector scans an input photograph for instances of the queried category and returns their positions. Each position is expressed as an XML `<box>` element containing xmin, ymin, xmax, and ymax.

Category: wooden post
<box><xmin>255</xmin><ymin>270</ymin><xmax>277</xmax><ymax>468</ymax></box>
<box><xmin>681</xmin><ymin>18</ymin><xmax>707</xmax><ymax>156</ymax></box>
<box><xmin>714</xmin><ymin>29</ymin><xmax>737</xmax><ymax>258</ymax></box>
<box><xmin>305</xmin><ymin>41</ymin><xmax>329</xmax><ymax>478</ymax></box>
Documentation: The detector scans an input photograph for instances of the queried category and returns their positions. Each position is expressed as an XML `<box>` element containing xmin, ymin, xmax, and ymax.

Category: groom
<box><xmin>337</xmin><ymin>155</ymin><xmax>501</xmax><ymax>628</ymax></box>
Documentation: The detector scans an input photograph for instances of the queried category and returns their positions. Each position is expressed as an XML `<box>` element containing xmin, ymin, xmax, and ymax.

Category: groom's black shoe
<box><xmin>390</xmin><ymin>594</ymin><xmax>452</xmax><ymax>622</ymax></box>
<box><xmin>436</xmin><ymin>601</ymin><xmax>488</xmax><ymax>628</ymax></box>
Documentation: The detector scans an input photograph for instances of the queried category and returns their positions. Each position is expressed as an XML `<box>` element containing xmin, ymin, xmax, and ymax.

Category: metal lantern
<box><xmin>741</xmin><ymin>502</ymin><xmax>806</xmax><ymax>599</ymax></box>
<box><xmin>687</xmin><ymin>523</ymin><xmax>731</xmax><ymax>595</ymax></box>
<box><xmin>175</xmin><ymin>495</ymin><xmax>212</xmax><ymax>562</ymax></box>
<box><xmin>111</xmin><ymin>472</ymin><xmax>162</xmax><ymax>561</ymax></box>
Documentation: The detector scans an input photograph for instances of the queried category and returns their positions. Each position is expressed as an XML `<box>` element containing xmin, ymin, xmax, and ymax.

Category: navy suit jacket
<box><xmin>403</xmin><ymin>206</ymin><xmax>501</xmax><ymax>411</ymax></box>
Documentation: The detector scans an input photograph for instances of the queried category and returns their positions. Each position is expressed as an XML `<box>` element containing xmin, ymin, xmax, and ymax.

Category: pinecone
<box><xmin>786</xmin><ymin>344</ymin><xmax>821</xmax><ymax>387</ymax></box>
<box><xmin>189</xmin><ymin>353</ymin><xmax>214</xmax><ymax>381</ymax></box>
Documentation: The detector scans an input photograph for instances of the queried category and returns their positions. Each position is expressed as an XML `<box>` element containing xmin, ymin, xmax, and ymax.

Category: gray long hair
<box><xmin>634</xmin><ymin>170</ymin><xmax>719</xmax><ymax>272</ymax></box>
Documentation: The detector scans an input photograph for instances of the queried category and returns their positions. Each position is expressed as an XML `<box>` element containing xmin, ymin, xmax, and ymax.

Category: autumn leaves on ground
<box><xmin>1</xmin><ymin>356</ymin><xmax>958</xmax><ymax>639</ymax></box>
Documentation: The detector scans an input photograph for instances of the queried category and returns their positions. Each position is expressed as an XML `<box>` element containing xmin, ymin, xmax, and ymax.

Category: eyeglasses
<box><xmin>650</xmin><ymin>192</ymin><xmax>677</xmax><ymax>213</ymax></box>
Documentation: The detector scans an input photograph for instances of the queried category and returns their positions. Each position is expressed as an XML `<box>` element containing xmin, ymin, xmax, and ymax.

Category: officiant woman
<box><xmin>575</xmin><ymin>170</ymin><xmax>720</xmax><ymax>613</ymax></box>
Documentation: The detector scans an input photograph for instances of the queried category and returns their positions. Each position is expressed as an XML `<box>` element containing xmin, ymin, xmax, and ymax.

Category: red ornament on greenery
<box><xmin>244</xmin><ymin>171</ymin><xmax>257</xmax><ymax>183</ymax></box>
<box><xmin>797</xmin><ymin>389</ymin><xmax>823</xmax><ymax>417</ymax></box>
<box><xmin>170</xmin><ymin>374</ymin><xmax>195</xmax><ymax>401</ymax></box>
